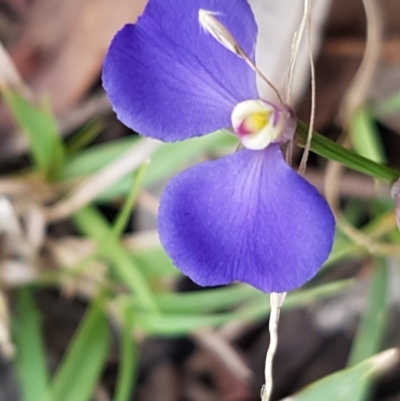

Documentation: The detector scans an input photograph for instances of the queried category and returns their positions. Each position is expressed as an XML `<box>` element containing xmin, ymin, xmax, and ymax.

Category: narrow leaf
<box><xmin>345</xmin><ymin>259</ymin><xmax>388</xmax><ymax>401</ymax></box>
<box><xmin>296</xmin><ymin>121</ymin><xmax>399</xmax><ymax>182</ymax></box>
<box><xmin>73</xmin><ymin>206</ymin><xmax>159</xmax><ymax>312</ymax></box>
<box><xmin>114</xmin><ymin>304</ymin><xmax>138</xmax><ymax>401</ymax></box>
<box><xmin>13</xmin><ymin>289</ymin><xmax>49</xmax><ymax>401</ymax></box>
<box><xmin>135</xmin><ymin>280</ymin><xmax>353</xmax><ymax>336</ymax></box>
<box><xmin>47</xmin><ymin>296</ymin><xmax>110</xmax><ymax>401</ymax></box>
<box><xmin>3</xmin><ymin>89</ymin><xmax>64</xmax><ymax>181</ymax></box>
<box><xmin>349</xmin><ymin>108</ymin><xmax>386</xmax><ymax>164</ymax></box>
<box><xmin>281</xmin><ymin>349</ymin><xmax>399</xmax><ymax>401</ymax></box>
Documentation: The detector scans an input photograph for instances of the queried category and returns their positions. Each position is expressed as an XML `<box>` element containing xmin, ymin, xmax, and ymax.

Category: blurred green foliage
<box><xmin>2</xmin><ymin>88</ymin><xmax>399</xmax><ymax>401</ymax></box>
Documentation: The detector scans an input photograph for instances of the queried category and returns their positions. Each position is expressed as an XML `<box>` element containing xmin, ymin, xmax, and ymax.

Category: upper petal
<box><xmin>158</xmin><ymin>145</ymin><xmax>335</xmax><ymax>292</ymax></box>
<box><xmin>102</xmin><ymin>0</ymin><xmax>258</xmax><ymax>142</ymax></box>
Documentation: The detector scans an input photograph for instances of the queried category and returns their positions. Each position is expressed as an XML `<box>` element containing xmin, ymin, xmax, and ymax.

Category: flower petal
<box><xmin>102</xmin><ymin>0</ymin><xmax>258</xmax><ymax>142</ymax></box>
<box><xmin>158</xmin><ymin>145</ymin><xmax>335</xmax><ymax>292</ymax></box>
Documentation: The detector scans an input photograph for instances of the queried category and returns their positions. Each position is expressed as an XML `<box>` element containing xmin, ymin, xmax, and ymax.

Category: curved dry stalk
<box><xmin>261</xmin><ymin>292</ymin><xmax>286</xmax><ymax>401</ymax></box>
<box><xmin>340</xmin><ymin>0</ymin><xmax>383</xmax><ymax>122</ymax></box>
<box><xmin>284</xmin><ymin>0</ymin><xmax>312</xmax><ymax>104</ymax></box>
<box><xmin>298</xmin><ymin>0</ymin><xmax>316</xmax><ymax>175</ymax></box>
<box><xmin>285</xmin><ymin>0</ymin><xmax>313</xmax><ymax>168</ymax></box>
<box><xmin>324</xmin><ymin>0</ymin><xmax>384</xmax><ymax>249</ymax></box>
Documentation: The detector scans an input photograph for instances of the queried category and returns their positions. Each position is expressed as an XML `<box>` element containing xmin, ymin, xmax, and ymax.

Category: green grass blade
<box><xmin>73</xmin><ymin>206</ymin><xmax>159</xmax><ymax>312</ymax></box>
<box><xmin>296</xmin><ymin>121</ymin><xmax>399</xmax><ymax>182</ymax></box>
<box><xmin>63</xmin><ymin>131</ymin><xmax>236</xmax><ymax>201</ymax></box>
<box><xmin>3</xmin><ymin>89</ymin><xmax>65</xmax><ymax>181</ymax></box>
<box><xmin>63</xmin><ymin>137</ymin><xmax>138</xmax><ymax>179</ymax></box>
<box><xmin>12</xmin><ymin>288</ymin><xmax>49</xmax><ymax>401</ymax></box>
<box><xmin>47</xmin><ymin>295</ymin><xmax>110</xmax><ymax>401</ymax></box>
<box><xmin>111</xmin><ymin>164</ymin><xmax>148</xmax><ymax>239</ymax></box>
<box><xmin>283</xmin><ymin>349</ymin><xmax>398</xmax><ymax>401</ymax></box>
<box><xmin>155</xmin><ymin>285</ymin><xmax>261</xmax><ymax>314</ymax></box>
<box><xmin>65</xmin><ymin>119</ymin><xmax>104</xmax><ymax>155</ymax></box>
<box><xmin>348</xmin><ymin>260</ymin><xmax>388</xmax><ymax>366</ymax></box>
<box><xmin>135</xmin><ymin>280</ymin><xmax>353</xmax><ymax>336</ymax></box>
<box><xmin>114</xmin><ymin>304</ymin><xmax>138</xmax><ymax>401</ymax></box>
<box><xmin>345</xmin><ymin>259</ymin><xmax>388</xmax><ymax>401</ymax></box>
<box><xmin>131</xmin><ymin>247</ymin><xmax>179</xmax><ymax>279</ymax></box>
<box><xmin>141</xmin><ymin>130</ymin><xmax>236</xmax><ymax>187</ymax></box>
<box><xmin>349</xmin><ymin>108</ymin><xmax>386</xmax><ymax>164</ymax></box>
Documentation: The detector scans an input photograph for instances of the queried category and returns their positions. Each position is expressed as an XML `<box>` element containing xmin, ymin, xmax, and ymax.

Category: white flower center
<box><xmin>231</xmin><ymin>100</ymin><xmax>294</xmax><ymax>150</ymax></box>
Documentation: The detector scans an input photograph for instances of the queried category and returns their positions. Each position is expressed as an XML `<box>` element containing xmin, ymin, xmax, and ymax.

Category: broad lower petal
<box><xmin>158</xmin><ymin>145</ymin><xmax>335</xmax><ymax>292</ymax></box>
<box><xmin>102</xmin><ymin>0</ymin><xmax>258</xmax><ymax>142</ymax></box>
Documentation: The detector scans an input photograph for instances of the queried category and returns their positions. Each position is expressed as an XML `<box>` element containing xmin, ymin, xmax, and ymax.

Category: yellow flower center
<box><xmin>241</xmin><ymin>111</ymin><xmax>271</xmax><ymax>135</ymax></box>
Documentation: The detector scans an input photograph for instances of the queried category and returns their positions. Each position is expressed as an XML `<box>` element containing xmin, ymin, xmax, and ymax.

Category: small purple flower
<box><xmin>102</xmin><ymin>0</ymin><xmax>335</xmax><ymax>292</ymax></box>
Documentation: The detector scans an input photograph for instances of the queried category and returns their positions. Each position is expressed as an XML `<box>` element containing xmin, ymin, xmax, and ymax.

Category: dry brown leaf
<box><xmin>0</xmin><ymin>0</ymin><xmax>147</xmax><ymax>158</ymax></box>
<box><xmin>10</xmin><ymin>0</ymin><xmax>147</xmax><ymax>113</ymax></box>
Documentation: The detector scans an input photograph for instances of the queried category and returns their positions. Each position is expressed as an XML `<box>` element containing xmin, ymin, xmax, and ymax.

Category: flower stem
<box><xmin>262</xmin><ymin>292</ymin><xmax>286</xmax><ymax>401</ymax></box>
<box><xmin>295</xmin><ymin>120</ymin><xmax>400</xmax><ymax>182</ymax></box>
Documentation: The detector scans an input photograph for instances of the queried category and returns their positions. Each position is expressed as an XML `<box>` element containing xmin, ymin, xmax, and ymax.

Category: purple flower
<box><xmin>102</xmin><ymin>0</ymin><xmax>335</xmax><ymax>292</ymax></box>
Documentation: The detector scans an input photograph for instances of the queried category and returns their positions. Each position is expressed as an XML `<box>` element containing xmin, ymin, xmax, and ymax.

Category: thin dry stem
<box><xmin>340</xmin><ymin>0</ymin><xmax>383</xmax><ymax>122</ymax></box>
<box><xmin>261</xmin><ymin>292</ymin><xmax>286</xmax><ymax>401</ymax></box>
<box><xmin>324</xmin><ymin>0</ymin><xmax>384</xmax><ymax>247</ymax></box>
<box><xmin>298</xmin><ymin>0</ymin><xmax>315</xmax><ymax>175</ymax></box>
<box><xmin>284</xmin><ymin>0</ymin><xmax>311</xmax><ymax>104</ymax></box>
<box><xmin>285</xmin><ymin>0</ymin><xmax>312</xmax><ymax>167</ymax></box>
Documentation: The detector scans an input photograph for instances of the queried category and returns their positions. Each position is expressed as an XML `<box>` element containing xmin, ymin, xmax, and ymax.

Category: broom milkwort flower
<box><xmin>102</xmin><ymin>0</ymin><xmax>335</xmax><ymax>292</ymax></box>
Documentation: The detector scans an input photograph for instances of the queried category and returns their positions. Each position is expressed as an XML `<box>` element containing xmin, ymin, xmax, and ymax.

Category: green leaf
<box><xmin>65</xmin><ymin>118</ymin><xmax>104</xmax><ymax>155</ymax></box>
<box><xmin>63</xmin><ymin>137</ymin><xmax>138</xmax><ymax>179</ymax></box>
<box><xmin>283</xmin><ymin>349</ymin><xmax>399</xmax><ymax>401</ymax></box>
<box><xmin>135</xmin><ymin>280</ymin><xmax>353</xmax><ymax>336</ymax></box>
<box><xmin>349</xmin><ymin>108</ymin><xmax>386</xmax><ymax>164</ymax></box>
<box><xmin>295</xmin><ymin>121</ymin><xmax>399</xmax><ymax>182</ymax></box>
<box><xmin>131</xmin><ymin>247</ymin><xmax>179</xmax><ymax>279</ymax></box>
<box><xmin>348</xmin><ymin>260</ymin><xmax>388</xmax><ymax>366</ymax></box>
<box><xmin>141</xmin><ymin>130</ymin><xmax>236</xmax><ymax>187</ymax></box>
<box><xmin>110</xmin><ymin>164</ymin><xmax>148</xmax><ymax>239</ymax></box>
<box><xmin>13</xmin><ymin>288</ymin><xmax>49</xmax><ymax>401</ymax></box>
<box><xmin>345</xmin><ymin>259</ymin><xmax>388</xmax><ymax>401</ymax></box>
<box><xmin>47</xmin><ymin>295</ymin><xmax>110</xmax><ymax>401</ymax></box>
<box><xmin>3</xmin><ymin>89</ymin><xmax>65</xmax><ymax>181</ymax></box>
<box><xmin>97</xmin><ymin>131</ymin><xmax>236</xmax><ymax>201</ymax></box>
<box><xmin>155</xmin><ymin>285</ymin><xmax>261</xmax><ymax>314</ymax></box>
<box><xmin>114</xmin><ymin>303</ymin><xmax>138</xmax><ymax>401</ymax></box>
<box><xmin>63</xmin><ymin>131</ymin><xmax>236</xmax><ymax>202</ymax></box>
<box><xmin>73</xmin><ymin>206</ymin><xmax>159</xmax><ymax>312</ymax></box>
